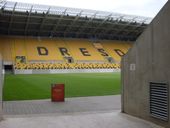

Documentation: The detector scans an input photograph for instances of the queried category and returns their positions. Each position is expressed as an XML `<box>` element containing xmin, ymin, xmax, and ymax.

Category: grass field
<box><xmin>3</xmin><ymin>72</ymin><xmax>121</xmax><ymax>101</ymax></box>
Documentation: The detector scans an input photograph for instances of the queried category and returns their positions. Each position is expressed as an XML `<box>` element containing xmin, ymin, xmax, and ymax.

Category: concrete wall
<box><xmin>121</xmin><ymin>1</ymin><xmax>170</xmax><ymax>127</ymax></box>
<box><xmin>0</xmin><ymin>54</ymin><xmax>3</xmax><ymax>120</ymax></box>
<box><xmin>14</xmin><ymin>69</ymin><xmax>120</xmax><ymax>74</ymax></box>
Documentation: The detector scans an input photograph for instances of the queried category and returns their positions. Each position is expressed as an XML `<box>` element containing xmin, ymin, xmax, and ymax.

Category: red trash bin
<box><xmin>51</xmin><ymin>84</ymin><xmax>65</xmax><ymax>102</ymax></box>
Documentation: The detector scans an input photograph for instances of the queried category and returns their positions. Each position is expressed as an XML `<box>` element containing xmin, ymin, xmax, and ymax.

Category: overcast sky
<box><xmin>9</xmin><ymin>0</ymin><xmax>168</xmax><ymax>17</ymax></box>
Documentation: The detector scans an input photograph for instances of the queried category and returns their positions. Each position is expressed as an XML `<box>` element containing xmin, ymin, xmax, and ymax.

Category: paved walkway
<box><xmin>3</xmin><ymin>95</ymin><xmax>120</xmax><ymax>116</ymax></box>
<box><xmin>1</xmin><ymin>95</ymin><xmax>163</xmax><ymax>128</ymax></box>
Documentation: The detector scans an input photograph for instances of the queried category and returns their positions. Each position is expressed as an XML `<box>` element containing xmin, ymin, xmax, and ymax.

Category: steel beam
<box><xmin>8</xmin><ymin>2</ymin><xmax>17</xmax><ymax>34</ymax></box>
<box><xmin>24</xmin><ymin>5</ymin><xmax>33</xmax><ymax>35</ymax></box>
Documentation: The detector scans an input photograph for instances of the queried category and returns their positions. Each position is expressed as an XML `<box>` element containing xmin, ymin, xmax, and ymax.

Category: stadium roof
<box><xmin>0</xmin><ymin>1</ymin><xmax>152</xmax><ymax>41</ymax></box>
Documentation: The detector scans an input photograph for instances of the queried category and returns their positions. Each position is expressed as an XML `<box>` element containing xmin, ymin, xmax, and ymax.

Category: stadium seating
<box><xmin>101</xmin><ymin>40</ymin><xmax>131</xmax><ymax>62</ymax></box>
<box><xmin>0</xmin><ymin>36</ymin><xmax>131</xmax><ymax>70</ymax></box>
<box><xmin>64</xmin><ymin>39</ymin><xmax>105</xmax><ymax>62</ymax></box>
<box><xmin>0</xmin><ymin>38</ymin><xmax>13</xmax><ymax>62</ymax></box>
<box><xmin>25</xmin><ymin>38</ymin><xmax>64</xmax><ymax>62</ymax></box>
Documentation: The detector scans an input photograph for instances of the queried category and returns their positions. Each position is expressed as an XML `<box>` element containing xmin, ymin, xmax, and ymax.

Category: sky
<box><xmin>9</xmin><ymin>0</ymin><xmax>168</xmax><ymax>17</ymax></box>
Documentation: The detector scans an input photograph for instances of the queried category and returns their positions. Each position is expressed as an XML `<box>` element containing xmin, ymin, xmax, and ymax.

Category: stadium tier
<box><xmin>0</xmin><ymin>37</ymin><xmax>131</xmax><ymax>70</ymax></box>
<box><xmin>0</xmin><ymin>1</ymin><xmax>151</xmax><ymax>73</ymax></box>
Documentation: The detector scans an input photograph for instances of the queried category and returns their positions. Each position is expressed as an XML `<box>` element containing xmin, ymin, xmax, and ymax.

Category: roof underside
<box><xmin>0</xmin><ymin>1</ymin><xmax>152</xmax><ymax>41</ymax></box>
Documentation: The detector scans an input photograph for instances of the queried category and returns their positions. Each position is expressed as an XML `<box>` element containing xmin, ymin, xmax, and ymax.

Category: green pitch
<box><xmin>3</xmin><ymin>72</ymin><xmax>121</xmax><ymax>101</ymax></box>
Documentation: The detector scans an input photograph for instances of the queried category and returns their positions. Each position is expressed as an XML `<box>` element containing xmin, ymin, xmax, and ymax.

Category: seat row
<box><xmin>14</xmin><ymin>62</ymin><xmax>120</xmax><ymax>70</ymax></box>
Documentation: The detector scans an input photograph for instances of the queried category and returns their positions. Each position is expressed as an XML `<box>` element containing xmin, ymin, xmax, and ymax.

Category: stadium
<box><xmin>0</xmin><ymin>0</ymin><xmax>170</xmax><ymax>128</ymax></box>
<box><xmin>0</xmin><ymin>0</ymin><xmax>151</xmax><ymax>100</ymax></box>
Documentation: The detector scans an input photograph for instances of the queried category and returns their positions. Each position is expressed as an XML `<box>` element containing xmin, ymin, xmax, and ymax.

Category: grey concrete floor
<box><xmin>0</xmin><ymin>95</ymin><xmax>163</xmax><ymax>128</ymax></box>
<box><xmin>0</xmin><ymin>111</ymin><xmax>163</xmax><ymax>128</ymax></box>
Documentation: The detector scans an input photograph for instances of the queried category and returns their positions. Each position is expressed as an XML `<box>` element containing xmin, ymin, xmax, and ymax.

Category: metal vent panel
<box><xmin>150</xmin><ymin>82</ymin><xmax>169</xmax><ymax>121</ymax></box>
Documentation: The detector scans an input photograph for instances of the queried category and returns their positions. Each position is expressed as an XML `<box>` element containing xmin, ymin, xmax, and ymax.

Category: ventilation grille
<box><xmin>150</xmin><ymin>82</ymin><xmax>169</xmax><ymax>121</ymax></box>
